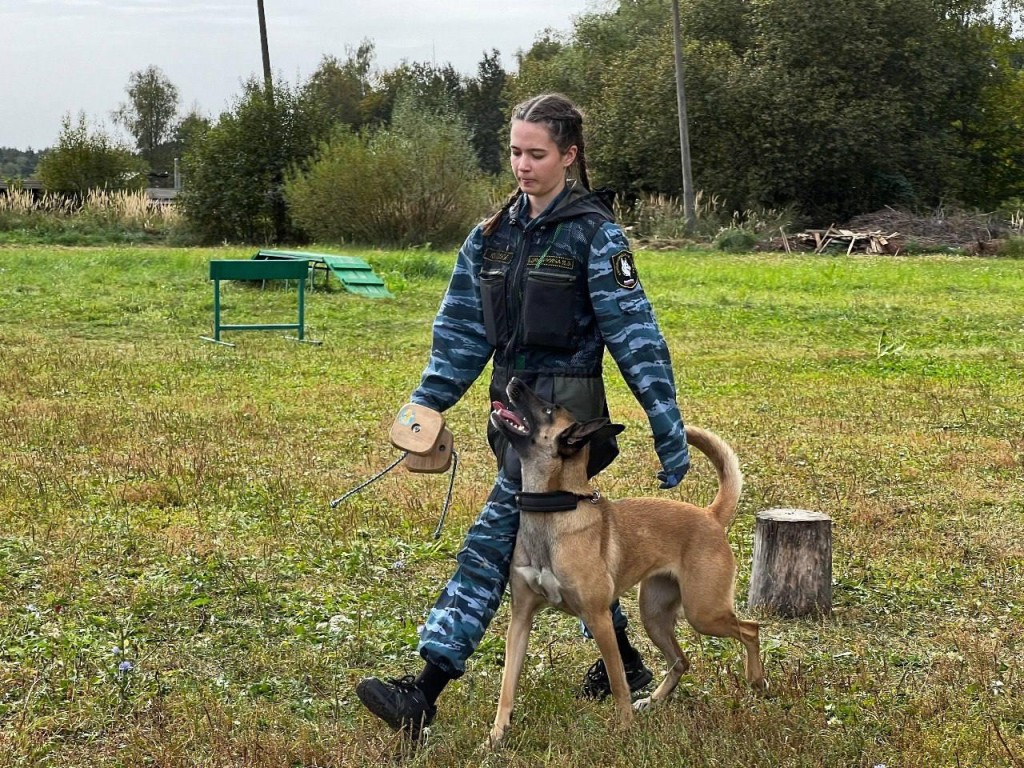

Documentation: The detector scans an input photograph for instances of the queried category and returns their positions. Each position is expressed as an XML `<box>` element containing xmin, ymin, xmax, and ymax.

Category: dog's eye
<box><xmin>543</xmin><ymin>408</ymin><xmax>553</xmax><ymax>417</ymax></box>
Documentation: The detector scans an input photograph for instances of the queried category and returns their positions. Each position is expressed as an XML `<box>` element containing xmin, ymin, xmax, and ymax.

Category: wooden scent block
<box><xmin>747</xmin><ymin>508</ymin><xmax>833</xmax><ymax>618</ymax></box>
<box><xmin>389</xmin><ymin>403</ymin><xmax>445</xmax><ymax>455</ymax></box>
<box><xmin>404</xmin><ymin>428</ymin><xmax>454</xmax><ymax>474</ymax></box>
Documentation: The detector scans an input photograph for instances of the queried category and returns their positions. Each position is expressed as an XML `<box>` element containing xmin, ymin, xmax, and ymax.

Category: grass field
<box><xmin>0</xmin><ymin>244</ymin><xmax>1021</xmax><ymax>767</ymax></box>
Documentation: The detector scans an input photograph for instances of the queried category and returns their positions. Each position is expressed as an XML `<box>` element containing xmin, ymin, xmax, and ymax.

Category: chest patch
<box><xmin>527</xmin><ymin>254</ymin><xmax>575</xmax><ymax>271</ymax></box>
<box><xmin>611</xmin><ymin>250</ymin><xmax>639</xmax><ymax>289</ymax></box>
<box><xmin>483</xmin><ymin>248</ymin><xmax>513</xmax><ymax>264</ymax></box>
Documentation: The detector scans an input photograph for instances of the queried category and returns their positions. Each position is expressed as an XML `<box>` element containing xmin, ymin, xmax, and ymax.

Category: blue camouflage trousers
<box><xmin>417</xmin><ymin>467</ymin><xmax>629</xmax><ymax>677</ymax></box>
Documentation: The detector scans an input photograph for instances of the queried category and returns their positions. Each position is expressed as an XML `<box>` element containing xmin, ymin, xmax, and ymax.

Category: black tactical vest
<box><xmin>481</xmin><ymin>188</ymin><xmax>620</xmax><ymax>480</ymax></box>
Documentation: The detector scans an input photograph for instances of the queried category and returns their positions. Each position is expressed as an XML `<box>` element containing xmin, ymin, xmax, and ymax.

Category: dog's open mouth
<box><xmin>492</xmin><ymin>401</ymin><xmax>530</xmax><ymax>435</ymax></box>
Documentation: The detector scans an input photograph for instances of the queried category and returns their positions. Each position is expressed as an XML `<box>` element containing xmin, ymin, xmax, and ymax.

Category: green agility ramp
<box><xmin>254</xmin><ymin>250</ymin><xmax>392</xmax><ymax>298</ymax></box>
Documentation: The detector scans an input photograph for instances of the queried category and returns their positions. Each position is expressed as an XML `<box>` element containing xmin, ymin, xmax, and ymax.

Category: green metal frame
<box><xmin>205</xmin><ymin>259</ymin><xmax>310</xmax><ymax>344</ymax></box>
<box><xmin>254</xmin><ymin>249</ymin><xmax>392</xmax><ymax>298</ymax></box>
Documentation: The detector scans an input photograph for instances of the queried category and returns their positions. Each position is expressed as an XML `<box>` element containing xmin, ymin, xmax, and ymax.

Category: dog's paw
<box><xmin>633</xmin><ymin>696</ymin><xmax>654</xmax><ymax>712</ymax></box>
<box><xmin>484</xmin><ymin>727</ymin><xmax>507</xmax><ymax>751</ymax></box>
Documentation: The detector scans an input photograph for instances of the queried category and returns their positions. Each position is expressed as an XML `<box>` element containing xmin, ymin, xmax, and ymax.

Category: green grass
<box><xmin>0</xmin><ymin>245</ymin><xmax>1022</xmax><ymax>767</ymax></box>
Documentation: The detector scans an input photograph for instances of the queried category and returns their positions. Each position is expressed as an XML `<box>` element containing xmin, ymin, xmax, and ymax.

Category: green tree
<box><xmin>284</xmin><ymin>93</ymin><xmax>488</xmax><ymax>247</ymax></box>
<box><xmin>0</xmin><ymin>147</ymin><xmax>47</xmax><ymax>179</ymax></box>
<box><xmin>139</xmin><ymin>108</ymin><xmax>211</xmax><ymax>188</ymax></box>
<box><xmin>463</xmin><ymin>50</ymin><xmax>509</xmax><ymax>175</ymax></box>
<box><xmin>373</xmin><ymin>62</ymin><xmax>467</xmax><ymax>127</ymax></box>
<box><xmin>172</xmin><ymin>109</ymin><xmax>211</xmax><ymax>149</ymax></box>
<box><xmin>302</xmin><ymin>41</ymin><xmax>377</xmax><ymax>130</ymax></box>
<box><xmin>731</xmin><ymin>0</ymin><xmax>991</xmax><ymax>217</ymax></box>
<box><xmin>510</xmin><ymin>32</ymin><xmax>587</xmax><ymax>107</ymax></box>
<box><xmin>514</xmin><ymin>0</ymin><xmax>1024</xmax><ymax>220</ymax></box>
<box><xmin>942</xmin><ymin>17</ymin><xmax>1024</xmax><ymax>207</ymax></box>
<box><xmin>36</xmin><ymin>112</ymin><xmax>146</xmax><ymax>193</ymax></box>
<box><xmin>179</xmin><ymin>78</ymin><xmax>324</xmax><ymax>244</ymax></box>
<box><xmin>587</xmin><ymin>26</ymin><xmax>679</xmax><ymax>194</ymax></box>
<box><xmin>112</xmin><ymin>65</ymin><xmax>180</xmax><ymax>164</ymax></box>
<box><xmin>948</xmin><ymin>19</ymin><xmax>1024</xmax><ymax>206</ymax></box>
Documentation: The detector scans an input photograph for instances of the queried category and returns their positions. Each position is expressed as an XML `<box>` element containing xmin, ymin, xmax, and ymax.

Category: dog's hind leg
<box><xmin>636</xmin><ymin>574</ymin><xmax>689</xmax><ymax>709</ymax></box>
<box><xmin>679</xmin><ymin>548</ymin><xmax>766</xmax><ymax>692</ymax></box>
<box><xmin>689</xmin><ymin>611</ymin><xmax>765</xmax><ymax>691</ymax></box>
<box><xmin>734</xmin><ymin>616</ymin><xmax>765</xmax><ymax>691</ymax></box>
<box><xmin>489</xmin><ymin>586</ymin><xmax>545</xmax><ymax>748</ymax></box>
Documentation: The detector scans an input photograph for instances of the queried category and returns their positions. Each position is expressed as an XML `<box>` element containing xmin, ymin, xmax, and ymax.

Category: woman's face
<box><xmin>510</xmin><ymin>119</ymin><xmax>577</xmax><ymax>209</ymax></box>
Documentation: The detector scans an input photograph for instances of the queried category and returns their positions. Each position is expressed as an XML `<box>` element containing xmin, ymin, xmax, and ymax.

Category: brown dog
<box><xmin>487</xmin><ymin>377</ymin><xmax>765</xmax><ymax>746</ymax></box>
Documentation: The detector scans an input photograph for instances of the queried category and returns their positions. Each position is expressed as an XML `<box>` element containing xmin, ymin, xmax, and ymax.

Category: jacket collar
<box><xmin>508</xmin><ymin>184</ymin><xmax>615</xmax><ymax>229</ymax></box>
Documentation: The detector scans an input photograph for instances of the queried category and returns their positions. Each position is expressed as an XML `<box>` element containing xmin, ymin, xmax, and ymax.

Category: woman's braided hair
<box><xmin>482</xmin><ymin>93</ymin><xmax>589</xmax><ymax>236</ymax></box>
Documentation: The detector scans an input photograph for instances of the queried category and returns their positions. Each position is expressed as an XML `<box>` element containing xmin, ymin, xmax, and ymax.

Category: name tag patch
<box><xmin>527</xmin><ymin>254</ymin><xmax>575</xmax><ymax>271</ymax></box>
<box><xmin>483</xmin><ymin>248</ymin><xmax>513</xmax><ymax>264</ymax></box>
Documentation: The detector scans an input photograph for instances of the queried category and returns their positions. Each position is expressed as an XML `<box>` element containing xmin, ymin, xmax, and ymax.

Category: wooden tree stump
<box><xmin>747</xmin><ymin>508</ymin><xmax>833</xmax><ymax>618</ymax></box>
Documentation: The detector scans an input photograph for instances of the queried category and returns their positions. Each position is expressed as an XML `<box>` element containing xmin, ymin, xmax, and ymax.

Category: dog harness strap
<box><xmin>516</xmin><ymin>491</ymin><xmax>599</xmax><ymax>513</ymax></box>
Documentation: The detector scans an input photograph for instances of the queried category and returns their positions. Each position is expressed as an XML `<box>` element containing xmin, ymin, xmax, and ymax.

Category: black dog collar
<box><xmin>516</xmin><ymin>490</ymin><xmax>600</xmax><ymax>513</ymax></box>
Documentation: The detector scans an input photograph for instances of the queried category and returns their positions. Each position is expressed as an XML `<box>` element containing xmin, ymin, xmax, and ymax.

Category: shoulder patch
<box><xmin>611</xmin><ymin>250</ymin><xmax>639</xmax><ymax>289</ymax></box>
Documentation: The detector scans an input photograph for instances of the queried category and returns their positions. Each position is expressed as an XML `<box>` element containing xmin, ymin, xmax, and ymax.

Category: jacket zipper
<box><xmin>504</xmin><ymin>217</ymin><xmax>534</xmax><ymax>376</ymax></box>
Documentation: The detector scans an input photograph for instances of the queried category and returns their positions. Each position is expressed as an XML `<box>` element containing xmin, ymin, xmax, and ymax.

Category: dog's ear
<box><xmin>557</xmin><ymin>419</ymin><xmax>625</xmax><ymax>457</ymax></box>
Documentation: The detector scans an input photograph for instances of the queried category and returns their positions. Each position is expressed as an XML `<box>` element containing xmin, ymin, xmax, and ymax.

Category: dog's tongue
<box><xmin>492</xmin><ymin>401</ymin><xmax>526</xmax><ymax>430</ymax></box>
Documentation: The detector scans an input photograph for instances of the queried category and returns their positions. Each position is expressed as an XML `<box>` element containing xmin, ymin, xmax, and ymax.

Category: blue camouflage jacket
<box><xmin>411</xmin><ymin>185</ymin><xmax>689</xmax><ymax>479</ymax></box>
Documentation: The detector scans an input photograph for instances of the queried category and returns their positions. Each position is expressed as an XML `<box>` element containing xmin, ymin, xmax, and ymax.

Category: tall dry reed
<box><xmin>79</xmin><ymin>189</ymin><xmax>181</xmax><ymax>230</ymax></box>
<box><xmin>0</xmin><ymin>188</ymin><xmax>180</xmax><ymax>233</ymax></box>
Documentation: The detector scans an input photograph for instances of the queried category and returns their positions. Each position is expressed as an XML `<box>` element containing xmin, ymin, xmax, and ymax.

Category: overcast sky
<box><xmin>1</xmin><ymin>0</ymin><xmax>606</xmax><ymax>151</ymax></box>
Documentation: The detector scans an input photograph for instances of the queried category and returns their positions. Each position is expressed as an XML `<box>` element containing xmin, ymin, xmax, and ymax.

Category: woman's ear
<box><xmin>562</xmin><ymin>145</ymin><xmax>578</xmax><ymax>167</ymax></box>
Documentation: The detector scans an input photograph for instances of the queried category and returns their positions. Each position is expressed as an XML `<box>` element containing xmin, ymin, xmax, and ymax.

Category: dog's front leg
<box><xmin>582</xmin><ymin>610</ymin><xmax>635</xmax><ymax>727</ymax></box>
<box><xmin>488</xmin><ymin>585</ymin><xmax>544</xmax><ymax>748</ymax></box>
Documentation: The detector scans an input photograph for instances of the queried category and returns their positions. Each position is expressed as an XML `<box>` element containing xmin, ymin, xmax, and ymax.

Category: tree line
<box><xmin>0</xmin><ymin>147</ymin><xmax>46</xmax><ymax>180</ymax></box>
<box><xmin>14</xmin><ymin>0</ymin><xmax>1024</xmax><ymax>245</ymax></box>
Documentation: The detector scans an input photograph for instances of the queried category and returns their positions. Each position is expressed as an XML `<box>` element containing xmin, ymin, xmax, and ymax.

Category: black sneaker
<box><xmin>356</xmin><ymin>675</ymin><xmax>436</xmax><ymax>741</ymax></box>
<box><xmin>579</xmin><ymin>654</ymin><xmax>654</xmax><ymax>700</ymax></box>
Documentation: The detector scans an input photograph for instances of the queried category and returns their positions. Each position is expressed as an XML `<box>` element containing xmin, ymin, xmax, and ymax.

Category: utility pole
<box><xmin>257</xmin><ymin>0</ymin><xmax>273</xmax><ymax>101</ymax></box>
<box><xmin>256</xmin><ymin>0</ymin><xmax>285</xmax><ymax>242</ymax></box>
<box><xmin>671</xmin><ymin>0</ymin><xmax>696</xmax><ymax>228</ymax></box>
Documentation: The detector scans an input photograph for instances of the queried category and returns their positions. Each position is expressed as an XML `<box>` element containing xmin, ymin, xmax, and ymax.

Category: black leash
<box><xmin>433</xmin><ymin>450</ymin><xmax>459</xmax><ymax>539</ymax></box>
<box><xmin>329</xmin><ymin>451</ymin><xmax>460</xmax><ymax>540</ymax></box>
<box><xmin>329</xmin><ymin>452</ymin><xmax>408</xmax><ymax>508</ymax></box>
<box><xmin>327</xmin><ymin>454</ymin><xmax>407</xmax><ymax>507</ymax></box>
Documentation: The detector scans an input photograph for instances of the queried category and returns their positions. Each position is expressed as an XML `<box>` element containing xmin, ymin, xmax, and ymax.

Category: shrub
<box><xmin>615</xmin><ymin>191</ymin><xmax>796</xmax><ymax>247</ymax></box>
<box><xmin>37</xmin><ymin>112</ymin><xmax>146</xmax><ymax>194</ymax></box>
<box><xmin>285</xmin><ymin>95</ymin><xmax>489</xmax><ymax>247</ymax></box>
<box><xmin>997</xmin><ymin>198</ymin><xmax>1024</xmax><ymax>236</ymax></box>
<box><xmin>1001</xmin><ymin>236</ymin><xmax>1024</xmax><ymax>259</ymax></box>
<box><xmin>178</xmin><ymin>78</ymin><xmax>324</xmax><ymax>245</ymax></box>
<box><xmin>371</xmin><ymin>249</ymin><xmax>452</xmax><ymax>280</ymax></box>
<box><xmin>713</xmin><ymin>227</ymin><xmax>759</xmax><ymax>252</ymax></box>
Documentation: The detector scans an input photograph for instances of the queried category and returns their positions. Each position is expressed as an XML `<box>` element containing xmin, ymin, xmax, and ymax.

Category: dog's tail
<box><xmin>684</xmin><ymin>425</ymin><xmax>743</xmax><ymax>528</ymax></box>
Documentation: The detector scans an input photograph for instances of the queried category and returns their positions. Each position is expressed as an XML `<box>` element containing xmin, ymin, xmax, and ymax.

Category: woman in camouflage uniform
<box><xmin>356</xmin><ymin>93</ymin><xmax>691</xmax><ymax>741</ymax></box>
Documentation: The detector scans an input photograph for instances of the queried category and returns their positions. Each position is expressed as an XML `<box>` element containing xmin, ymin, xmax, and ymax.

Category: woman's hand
<box><xmin>657</xmin><ymin>463</ymin><xmax>689</xmax><ymax>489</ymax></box>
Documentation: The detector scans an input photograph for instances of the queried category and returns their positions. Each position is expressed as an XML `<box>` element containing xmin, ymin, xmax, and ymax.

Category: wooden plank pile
<box><xmin>777</xmin><ymin>226</ymin><xmax>902</xmax><ymax>254</ymax></box>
